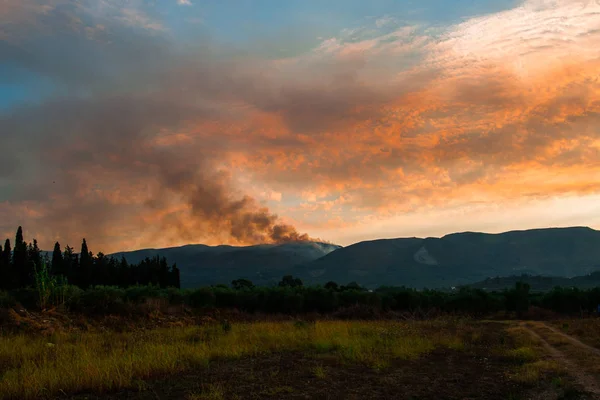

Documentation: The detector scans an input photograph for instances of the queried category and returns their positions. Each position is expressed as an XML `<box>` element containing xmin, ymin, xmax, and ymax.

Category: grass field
<box><xmin>551</xmin><ymin>319</ymin><xmax>600</xmax><ymax>349</ymax></box>
<box><xmin>0</xmin><ymin>318</ymin><xmax>585</xmax><ymax>399</ymax></box>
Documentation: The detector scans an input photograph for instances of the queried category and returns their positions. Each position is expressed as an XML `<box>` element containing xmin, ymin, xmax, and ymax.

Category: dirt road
<box><xmin>521</xmin><ymin>321</ymin><xmax>600</xmax><ymax>398</ymax></box>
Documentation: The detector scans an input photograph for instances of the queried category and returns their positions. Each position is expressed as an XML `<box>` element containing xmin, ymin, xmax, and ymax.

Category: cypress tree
<box><xmin>28</xmin><ymin>239</ymin><xmax>41</xmax><ymax>270</ymax></box>
<box><xmin>13</xmin><ymin>226</ymin><xmax>29</xmax><ymax>287</ymax></box>
<box><xmin>13</xmin><ymin>227</ymin><xmax>23</xmax><ymax>261</ymax></box>
<box><xmin>79</xmin><ymin>239</ymin><xmax>93</xmax><ymax>288</ymax></box>
<box><xmin>51</xmin><ymin>242</ymin><xmax>63</xmax><ymax>277</ymax></box>
<box><xmin>106</xmin><ymin>256</ymin><xmax>118</xmax><ymax>286</ymax></box>
<box><xmin>63</xmin><ymin>245</ymin><xmax>76</xmax><ymax>285</ymax></box>
<box><xmin>1</xmin><ymin>239</ymin><xmax>12</xmax><ymax>289</ymax></box>
<box><xmin>94</xmin><ymin>252</ymin><xmax>107</xmax><ymax>286</ymax></box>
<box><xmin>0</xmin><ymin>239</ymin><xmax>5</xmax><ymax>290</ymax></box>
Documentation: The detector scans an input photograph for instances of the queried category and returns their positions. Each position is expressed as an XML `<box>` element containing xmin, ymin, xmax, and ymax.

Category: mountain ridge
<box><xmin>110</xmin><ymin>241</ymin><xmax>342</xmax><ymax>288</ymax></box>
<box><xmin>104</xmin><ymin>227</ymin><xmax>600</xmax><ymax>289</ymax></box>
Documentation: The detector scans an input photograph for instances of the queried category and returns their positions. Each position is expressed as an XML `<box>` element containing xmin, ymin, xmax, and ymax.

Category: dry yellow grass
<box><xmin>511</xmin><ymin>360</ymin><xmax>563</xmax><ymax>383</ymax></box>
<box><xmin>0</xmin><ymin>319</ymin><xmax>474</xmax><ymax>400</ymax></box>
<box><xmin>504</xmin><ymin>324</ymin><xmax>565</xmax><ymax>384</ymax></box>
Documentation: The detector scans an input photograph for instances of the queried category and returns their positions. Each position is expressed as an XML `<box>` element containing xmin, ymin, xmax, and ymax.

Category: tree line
<box><xmin>3</xmin><ymin>226</ymin><xmax>600</xmax><ymax>318</ymax></box>
<box><xmin>0</xmin><ymin>226</ymin><xmax>180</xmax><ymax>290</ymax></box>
<box><xmin>182</xmin><ymin>280</ymin><xmax>600</xmax><ymax>317</ymax></box>
<box><xmin>5</xmin><ymin>274</ymin><xmax>599</xmax><ymax>317</ymax></box>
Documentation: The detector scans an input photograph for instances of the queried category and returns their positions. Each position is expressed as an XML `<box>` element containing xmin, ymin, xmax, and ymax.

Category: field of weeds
<box><xmin>550</xmin><ymin>318</ymin><xmax>600</xmax><ymax>348</ymax></box>
<box><xmin>0</xmin><ymin>318</ymin><xmax>583</xmax><ymax>399</ymax></box>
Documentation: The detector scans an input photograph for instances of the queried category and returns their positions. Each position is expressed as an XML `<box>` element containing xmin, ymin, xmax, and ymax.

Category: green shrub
<box><xmin>79</xmin><ymin>286</ymin><xmax>126</xmax><ymax>314</ymax></box>
<box><xmin>214</xmin><ymin>287</ymin><xmax>237</xmax><ymax>308</ymax></box>
<box><xmin>188</xmin><ymin>288</ymin><xmax>216</xmax><ymax>308</ymax></box>
<box><xmin>124</xmin><ymin>285</ymin><xmax>161</xmax><ymax>304</ymax></box>
<box><xmin>0</xmin><ymin>291</ymin><xmax>16</xmax><ymax>308</ymax></box>
<box><xmin>163</xmin><ymin>287</ymin><xmax>186</xmax><ymax>305</ymax></box>
<box><xmin>303</xmin><ymin>288</ymin><xmax>339</xmax><ymax>313</ymax></box>
<box><xmin>62</xmin><ymin>285</ymin><xmax>84</xmax><ymax>310</ymax></box>
<box><xmin>10</xmin><ymin>288</ymin><xmax>38</xmax><ymax>309</ymax></box>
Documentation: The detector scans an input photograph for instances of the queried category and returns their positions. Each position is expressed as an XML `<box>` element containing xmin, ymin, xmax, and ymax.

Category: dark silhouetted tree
<box><xmin>79</xmin><ymin>239</ymin><xmax>93</xmax><ymax>288</ymax></box>
<box><xmin>232</xmin><ymin>279</ymin><xmax>254</xmax><ymax>290</ymax></box>
<box><xmin>51</xmin><ymin>242</ymin><xmax>64</xmax><ymax>277</ymax></box>
<box><xmin>106</xmin><ymin>256</ymin><xmax>118</xmax><ymax>286</ymax></box>
<box><xmin>13</xmin><ymin>226</ymin><xmax>31</xmax><ymax>287</ymax></box>
<box><xmin>1</xmin><ymin>239</ymin><xmax>13</xmax><ymax>289</ymax></box>
<box><xmin>341</xmin><ymin>282</ymin><xmax>362</xmax><ymax>291</ymax></box>
<box><xmin>1</xmin><ymin>227</ymin><xmax>180</xmax><ymax>290</ymax></box>
<box><xmin>63</xmin><ymin>245</ymin><xmax>76</xmax><ymax>281</ymax></box>
<box><xmin>505</xmin><ymin>281</ymin><xmax>531</xmax><ymax>318</ymax></box>
<box><xmin>279</xmin><ymin>275</ymin><xmax>303</xmax><ymax>288</ymax></box>
<box><xmin>117</xmin><ymin>256</ymin><xmax>129</xmax><ymax>286</ymax></box>
<box><xmin>0</xmin><ymin>239</ymin><xmax>6</xmax><ymax>290</ymax></box>
<box><xmin>27</xmin><ymin>239</ymin><xmax>41</xmax><ymax>278</ymax></box>
<box><xmin>93</xmin><ymin>252</ymin><xmax>108</xmax><ymax>286</ymax></box>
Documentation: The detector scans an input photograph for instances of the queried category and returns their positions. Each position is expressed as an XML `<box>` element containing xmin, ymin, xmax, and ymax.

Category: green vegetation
<box><xmin>504</xmin><ymin>325</ymin><xmax>564</xmax><ymax>384</ymax></box>
<box><xmin>550</xmin><ymin>318</ymin><xmax>600</xmax><ymax>348</ymax></box>
<box><xmin>0</xmin><ymin>319</ymin><xmax>476</xmax><ymax>399</ymax></box>
<box><xmin>2</xmin><ymin>226</ymin><xmax>598</xmax><ymax>399</ymax></box>
<box><xmin>465</xmin><ymin>272</ymin><xmax>600</xmax><ymax>292</ymax></box>
<box><xmin>312</xmin><ymin>365</ymin><xmax>327</xmax><ymax>379</ymax></box>
<box><xmin>0</xmin><ymin>226</ymin><xmax>180</xmax><ymax>293</ymax></box>
<box><xmin>4</xmin><ymin>277</ymin><xmax>600</xmax><ymax>317</ymax></box>
<box><xmin>33</xmin><ymin>260</ymin><xmax>68</xmax><ymax>310</ymax></box>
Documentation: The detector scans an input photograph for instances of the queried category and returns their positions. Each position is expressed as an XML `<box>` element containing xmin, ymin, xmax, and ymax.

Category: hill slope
<box><xmin>111</xmin><ymin>242</ymin><xmax>341</xmax><ymax>288</ymax></box>
<box><xmin>111</xmin><ymin>227</ymin><xmax>600</xmax><ymax>289</ymax></box>
<box><xmin>296</xmin><ymin>227</ymin><xmax>600</xmax><ymax>289</ymax></box>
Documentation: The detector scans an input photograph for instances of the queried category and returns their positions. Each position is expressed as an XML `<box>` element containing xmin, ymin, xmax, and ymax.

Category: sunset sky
<box><xmin>1</xmin><ymin>0</ymin><xmax>600</xmax><ymax>253</ymax></box>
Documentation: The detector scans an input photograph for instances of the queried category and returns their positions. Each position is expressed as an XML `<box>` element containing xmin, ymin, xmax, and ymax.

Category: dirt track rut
<box><xmin>539</xmin><ymin>323</ymin><xmax>600</xmax><ymax>358</ymax></box>
<box><xmin>520</xmin><ymin>321</ymin><xmax>600</xmax><ymax>398</ymax></box>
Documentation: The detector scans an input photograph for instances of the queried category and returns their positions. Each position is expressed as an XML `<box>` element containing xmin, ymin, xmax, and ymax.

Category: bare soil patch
<box><xmin>62</xmin><ymin>323</ymin><xmax>571</xmax><ymax>400</ymax></box>
<box><xmin>63</xmin><ymin>350</ymin><xmax>525</xmax><ymax>400</ymax></box>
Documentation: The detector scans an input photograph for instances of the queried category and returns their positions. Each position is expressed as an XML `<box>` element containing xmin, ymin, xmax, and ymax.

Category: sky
<box><xmin>1</xmin><ymin>0</ymin><xmax>600</xmax><ymax>253</ymax></box>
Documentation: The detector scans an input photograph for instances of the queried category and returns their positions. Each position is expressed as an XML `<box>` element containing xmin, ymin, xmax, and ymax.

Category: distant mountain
<box><xmin>110</xmin><ymin>227</ymin><xmax>600</xmax><ymax>289</ymax></box>
<box><xmin>111</xmin><ymin>242</ymin><xmax>341</xmax><ymax>288</ymax></box>
<box><xmin>294</xmin><ymin>227</ymin><xmax>600</xmax><ymax>289</ymax></box>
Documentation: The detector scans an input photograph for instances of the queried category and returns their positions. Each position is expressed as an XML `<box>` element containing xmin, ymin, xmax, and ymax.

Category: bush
<box><xmin>10</xmin><ymin>288</ymin><xmax>38</xmax><ymax>309</ymax></box>
<box><xmin>124</xmin><ymin>285</ymin><xmax>161</xmax><ymax>304</ymax></box>
<box><xmin>0</xmin><ymin>291</ymin><xmax>16</xmax><ymax>308</ymax></box>
<box><xmin>303</xmin><ymin>288</ymin><xmax>338</xmax><ymax>313</ymax></box>
<box><xmin>78</xmin><ymin>286</ymin><xmax>126</xmax><ymax>314</ymax></box>
<box><xmin>62</xmin><ymin>285</ymin><xmax>84</xmax><ymax>310</ymax></box>
<box><xmin>236</xmin><ymin>290</ymin><xmax>264</xmax><ymax>312</ymax></box>
<box><xmin>214</xmin><ymin>287</ymin><xmax>237</xmax><ymax>308</ymax></box>
<box><xmin>187</xmin><ymin>288</ymin><xmax>216</xmax><ymax>308</ymax></box>
<box><xmin>263</xmin><ymin>288</ymin><xmax>304</xmax><ymax>314</ymax></box>
<box><xmin>163</xmin><ymin>287</ymin><xmax>186</xmax><ymax>305</ymax></box>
